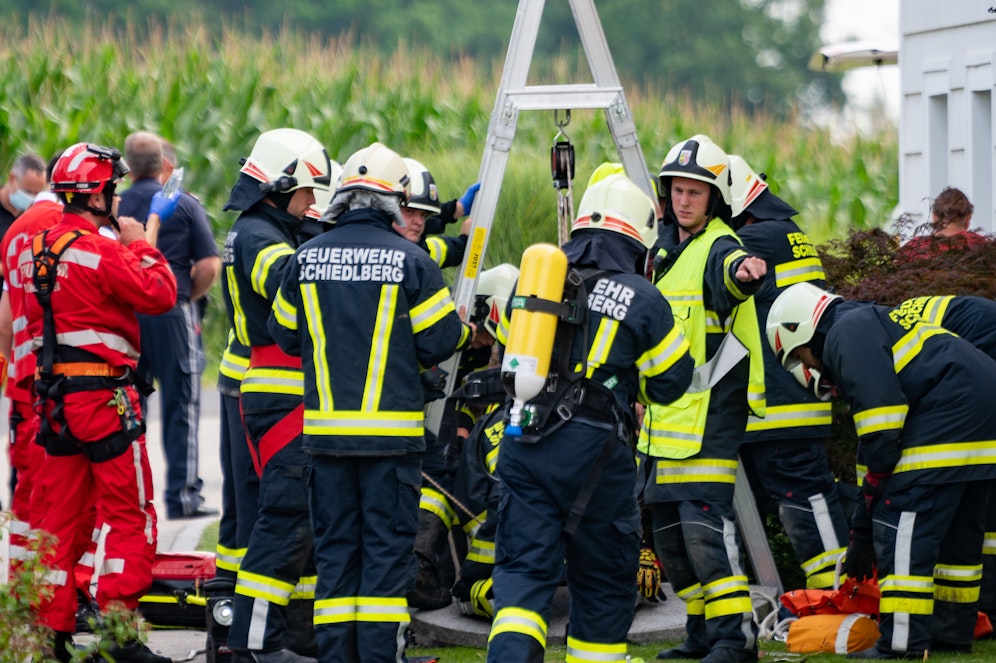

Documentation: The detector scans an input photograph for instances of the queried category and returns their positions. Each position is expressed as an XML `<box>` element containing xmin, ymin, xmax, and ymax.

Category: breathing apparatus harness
<box><xmin>31</xmin><ymin>229</ymin><xmax>151</xmax><ymax>462</ymax></box>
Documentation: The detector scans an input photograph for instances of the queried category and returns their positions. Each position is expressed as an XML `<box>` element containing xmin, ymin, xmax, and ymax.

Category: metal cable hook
<box><xmin>553</xmin><ymin>108</ymin><xmax>572</xmax><ymax>142</ymax></box>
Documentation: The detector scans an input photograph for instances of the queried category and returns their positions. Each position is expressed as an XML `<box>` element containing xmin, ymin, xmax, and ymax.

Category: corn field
<box><xmin>0</xmin><ymin>17</ymin><xmax>899</xmax><ymax>366</ymax></box>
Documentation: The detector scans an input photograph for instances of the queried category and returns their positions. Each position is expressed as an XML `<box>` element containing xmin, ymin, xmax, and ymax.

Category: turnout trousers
<box><xmin>309</xmin><ymin>453</ymin><xmax>421</xmax><ymax>663</ymax></box>
<box><xmin>486</xmin><ymin>420</ymin><xmax>640</xmax><ymax>663</ymax></box>
<box><xmin>871</xmin><ymin>479</ymin><xmax>994</xmax><ymax>654</ymax></box>
<box><xmin>739</xmin><ymin>438</ymin><xmax>849</xmax><ymax>589</ymax></box>
<box><xmin>651</xmin><ymin>498</ymin><xmax>758</xmax><ymax>658</ymax></box>
<box><xmin>215</xmin><ymin>389</ymin><xmax>259</xmax><ymax>581</ymax></box>
<box><xmin>229</xmin><ymin>392</ymin><xmax>315</xmax><ymax>655</ymax></box>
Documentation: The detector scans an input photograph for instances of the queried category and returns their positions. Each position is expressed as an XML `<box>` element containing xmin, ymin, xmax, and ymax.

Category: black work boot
<box><xmin>657</xmin><ymin>644</ymin><xmax>709</xmax><ymax>660</ymax></box>
<box><xmin>700</xmin><ymin>647</ymin><xmax>758</xmax><ymax>663</ymax></box>
<box><xmin>47</xmin><ymin>631</ymin><xmax>77</xmax><ymax>663</ymax></box>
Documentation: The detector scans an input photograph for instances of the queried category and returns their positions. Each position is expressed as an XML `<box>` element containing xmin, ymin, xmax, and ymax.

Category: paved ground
<box><xmin>2</xmin><ymin>391</ymin><xmax>698</xmax><ymax>662</ymax></box>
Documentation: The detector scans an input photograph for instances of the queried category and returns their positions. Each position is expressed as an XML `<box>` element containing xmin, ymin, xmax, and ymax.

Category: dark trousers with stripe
<box><xmin>138</xmin><ymin>302</ymin><xmax>205</xmax><ymax>517</ymax></box>
<box><xmin>872</xmin><ymin>479</ymin><xmax>993</xmax><ymax>654</ymax></box>
<box><xmin>216</xmin><ymin>390</ymin><xmax>259</xmax><ymax>580</ymax></box>
<box><xmin>487</xmin><ymin>420</ymin><xmax>640</xmax><ymax>663</ymax></box>
<box><xmin>229</xmin><ymin>395</ymin><xmax>315</xmax><ymax>654</ymax></box>
<box><xmin>310</xmin><ymin>453</ymin><xmax>421</xmax><ymax>663</ymax></box>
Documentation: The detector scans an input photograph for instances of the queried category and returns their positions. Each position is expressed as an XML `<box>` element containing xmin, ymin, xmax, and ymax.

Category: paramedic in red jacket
<box><xmin>24</xmin><ymin>143</ymin><xmax>177</xmax><ymax>663</ymax></box>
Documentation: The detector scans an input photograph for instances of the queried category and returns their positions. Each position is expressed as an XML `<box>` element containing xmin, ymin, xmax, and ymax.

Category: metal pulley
<box><xmin>551</xmin><ymin>110</ymin><xmax>575</xmax><ymax>245</ymax></box>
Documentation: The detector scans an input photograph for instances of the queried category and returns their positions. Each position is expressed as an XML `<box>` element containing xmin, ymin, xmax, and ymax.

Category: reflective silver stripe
<box><xmin>355</xmin><ymin>601</ymin><xmax>410</xmax><ymax>622</ymax></box>
<box><xmin>62</xmin><ymin>246</ymin><xmax>102</xmax><ymax>270</ymax></box>
<box><xmin>248</xmin><ymin>597</ymin><xmax>270</xmax><ymax>650</ymax></box>
<box><xmin>32</xmin><ymin>329</ymin><xmax>139</xmax><ymax>358</ymax></box>
<box><xmin>101</xmin><ymin>558</ymin><xmax>126</xmax><ymax>575</ymax></box>
<box><xmin>774</xmin><ymin>258</ymin><xmax>825</xmax><ymax>288</ymax></box>
<box><xmin>410</xmin><ymin>290</ymin><xmax>455</xmax><ymax>332</ymax></box>
<box><xmin>836</xmin><ymin>613</ymin><xmax>864</xmax><ymax>654</ymax></box>
<box><xmin>42</xmin><ymin>569</ymin><xmax>69</xmax><ymax>586</ymax></box>
<box><xmin>810</xmin><ymin>492</ymin><xmax>842</xmax><ymax>553</ymax></box>
<box><xmin>314</xmin><ymin>600</ymin><xmax>355</xmax><ymax>621</ymax></box>
<box><xmin>892</xmin><ymin>324</ymin><xmax>950</xmax><ymax>372</ymax></box>
<box><xmin>637</xmin><ymin>328</ymin><xmax>687</xmax><ymax>376</ymax></box>
<box><xmin>890</xmin><ymin>510</ymin><xmax>917</xmax><ymax>652</ymax></box>
<box><xmin>306</xmin><ymin>414</ymin><xmax>422</xmax><ymax>432</ymax></box>
<box><xmin>893</xmin><ymin>441</ymin><xmax>996</xmax><ymax>473</ymax></box>
<box><xmin>11</xmin><ymin>315</ymin><xmax>27</xmax><ymax>333</ymax></box>
<box><xmin>934</xmin><ymin>565</ymin><xmax>983</xmax><ymax>581</ymax></box>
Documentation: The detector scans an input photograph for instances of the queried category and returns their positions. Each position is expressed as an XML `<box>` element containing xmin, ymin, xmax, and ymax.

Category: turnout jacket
<box><xmin>737</xmin><ymin>218</ymin><xmax>832</xmax><ymax>441</ymax></box>
<box><xmin>639</xmin><ymin>218</ymin><xmax>765</xmax><ymax>501</ymax></box>
<box><xmin>269</xmin><ymin>207</ymin><xmax>470</xmax><ymax>456</ymax></box>
<box><xmin>824</xmin><ymin>303</ymin><xmax>996</xmax><ymax>491</ymax></box>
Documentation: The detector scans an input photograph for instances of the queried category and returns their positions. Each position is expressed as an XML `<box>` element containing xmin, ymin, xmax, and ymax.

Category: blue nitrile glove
<box><xmin>458</xmin><ymin>182</ymin><xmax>480</xmax><ymax>216</ymax></box>
<box><xmin>149</xmin><ymin>190</ymin><xmax>181</xmax><ymax>222</ymax></box>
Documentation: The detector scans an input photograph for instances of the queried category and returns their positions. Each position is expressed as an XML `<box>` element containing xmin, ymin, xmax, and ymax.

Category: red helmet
<box><xmin>50</xmin><ymin>143</ymin><xmax>129</xmax><ymax>195</ymax></box>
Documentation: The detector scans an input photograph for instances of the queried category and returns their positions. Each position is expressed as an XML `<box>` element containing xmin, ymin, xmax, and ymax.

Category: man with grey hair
<box><xmin>119</xmin><ymin>130</ymin><xmax>220</xmax><ymax>520</ymax></box>
<box><xmin>270</xmin><ymin>142</ymin><xmax>472</xmax><ymax>663</ymax></box>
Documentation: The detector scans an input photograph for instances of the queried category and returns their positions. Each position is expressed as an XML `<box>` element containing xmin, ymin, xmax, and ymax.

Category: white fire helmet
<box><xmin>766</xmin><ymin>282</ymin><xmax>842</xmax><ymax>368</ymax></box>
<box><xmin>305</xmin><ymin>159</ymin><xmax>342</xmax><ymax>221</ymax></box>
<box><xmin>240</xmin><ymin>128</ymin><xmax>333</xmax><ymax>194</ymax></box>
<box><xmin>402</xmin><ymin>157</ymin><xmax>441</xmax><ymax>215</ymax></box>
<box><xmin>728</xmin><ymin>154</ymin><xmax>769</xmax><ymax>218</ymax></box>
<box><xmin>571</xmin><ymin>172</ymin><xmax>656</xmax><ymax>249</ymax></box>
<box><xmin>473</xmin><ymin>263</ymin><xmax>519</xmax><ymax>338</ymax></box>
<box><xmin>658</xmin><ymin>134</ymin><xmax>732</xmax><ymax>205</ymax></box>
<box><xmin>336</xmin><ymin>142</ymin><xmax>410</xmax><ymax>202</ymax></box>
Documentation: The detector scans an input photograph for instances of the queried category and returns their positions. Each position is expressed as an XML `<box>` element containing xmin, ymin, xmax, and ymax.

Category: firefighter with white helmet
<box><xmin>269</xmin><ymin>141</ymin><xmax>472</xmax><ymax>663</ymax></box>
<box><xmin>222</xmin><ymin>127</ymin><xmax>332</xmax><ymax>663</ymax></box>
<box><xmin>729</xmin><ymin>154</ymin><xmax>851</xmax><ymax>591</ymax></box>
<box><xmin>638</xmin><ymin>135</ymin><xmax>767</xmax><ymax>663</ymax></box>
<box><xmin>486</xmin><ymin>169</ymin><xmax>693</xmax><ymax>662</ymax></box>
<box><xmin>767</xmin><ymin>283</ymin><xmax>996</xmax><ymax>658</ymax></box>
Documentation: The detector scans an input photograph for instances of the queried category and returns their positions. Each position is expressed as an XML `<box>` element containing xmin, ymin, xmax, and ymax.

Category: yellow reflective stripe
<box><xmin>363</xmin><ymin>285</ymin><xmax>397</xmax><ymax>411</ymax></box>
<box><xmin>300</xmin><ymin>283</ymin><xmax>333</xmax><ymax>410</ymax></box>
<box><xmin>722</xmin><ymin>249</ymin><xmax>749</xmax><ymax>300</ymax></box>
<box><xmin>291</xmin><ymin>576</ymin><xmax>317</xmax><ymax>600</ymax></box>
<box><xmin>704</xmin><ymin>311</ymin><xmax>724</xmax><ymax>334</ymax></box>
<box><xmin>215</xmin><ymin>544</ymin><xmax>245</xmax><ymax>573</ymax></box>
<box><xmin>467</xmin><ymin>538</ymin><xmax>495</xmax><ymax>564</ymax></box>
<box><xmin>675</xmin><ymin>584</ymin><xmax>703</xmax><ymax>602</ymax></box>
<box><xmin>747</xmin><ymin>384</ymin><xmax>766</xmax><ymax>412</ymax></box>
<box><xmin>272</xmin><ymin>287</ymin><xmax>298</xmax><ymax>331</ymax></box>
<box><xmin>586</xmin><ymin>318</ymin><xmax>619</xmax><ymax>378</ymax></box>
<box><xmin>426</xmin><ymin>236</ymin><xmax>447</xmax><ymax>266</ymax></box>
<box><xmin>893</xmin><ymin>440</ymin><xmax>996</xmax><ymax>473</ymax></box>
<box><xmin>746</xmin><ymin>402</ymin><xmax>832</xmax><ymax>431</ymax></box>
<box><xmin>304</xmin><ymin>410</ymin><xmax>423</xmax><ymax>436</ymax></box>
<box><xmin>774</xmin><ymin>258</ymin><xmax>826</xmax><ymax>288</ymax></box>
<box><xmin>702</xmin><ymin>575</ymin><xmax>749</xmax><ymax>599</ymax></box>
<box><xmin>565</xmin><ymin>636</ymin><xmax>627</xmax><ymax>663</ymax></box>
<box><xmin>802</xmin><ymin>547</ymin><xmax>847</xmax><ymax>576</ymax></box>
<box><xmin>806</xmin><ymin>570</ymin><xmax>838</xmax><ymax>590</ymax></box>
<box><xmin>880</xmin><ymin>596</ymin><xmax>934</xmax><ymax>615</ymax></box>
<box><xmin>219</xmin><ymin>352</ymin><xmax>250</xmax><ymax>381</ymax></box>
<box><xmin>638</xmin><ymin>326</ymin><xmax>689</xmax><ymax>379</ymax></box>
<box><xmin>356</xmin><ymin>596</ymin><xmax>410</xmax><ymax>623</ymax></box>
<box><xmin>490</xmin><ymin>607</ymin><xmax>548</xmax><ymax>647</ymax></box>
<box><xmin>855</xmin><ymin>463</ymin><xmax>867</xmax><ymax>484</ymax></box>
<box><xmin>704</xmin><ymin>596</ymin><xmax>753</xmax><ymax>619</ymax></box>
<box><xmin>655</xmin><ymin>458</ymin><xmax>738</xmax><ymax>484</ymax></box>
<box><xmin>892</xmin><ymin>323</ymin><xmax>952</xmax><ymax>373</ymax></box>
<box><xmin>983</xmin><ymin>532</ymin><xmax>996</xmax><ymax>555</ymax></box>
<box><xmin>410</xmin><ymin>287</ymin><xmax>456</xmax><ymax>334</ymax></box>
<box><xmin>240</xmin><ymin>368</ymin><xmax>304</xmax><ymax>396</ymax></box>
<box><xmin>934</xmin><ymin>564</ymin><xmax>983</xmax><ymax>582</ymax></box>
<box><xmin>853</xmin><ymin>404</ymin><xmax>908</xmax><ymax>437</ymax></box>
<box><xmin>235</xmin><ymin>570</ymin><xmax>295</xmax><ymax>603</ymax></box>
<box><xmin>250</xmin><ymin>243</ymin><xmax>294</xmax><ymax>298</ymax></box>
<box><xmin>226</xmin><ymin>266</ymin><xmax>250</xmax><ymax>345</ymax></box>
<box><xmin>880</xmin><ymin>575</ymin><xmax>934</xmax><ymax>593</ymax></box>
<box><xmin>314</xmin><ymin>597</ymin><xmax>355</xmax><ymax>624</ymax></box>
<box><xmin>419</xmin><ymin>487</ymin><xmax>456</xmax><ymax>529</ymax></box>
<box><xmin>935</xmin><ymin>585</ymin><xmax>980</xmax><ymax>603</ymax></box>
<box><xmin>686</xmin><ymin>598</ymin><xmax>705</xmax><ymax>615</ymax></box>
<box><xmin>921</xmin><ymin>295</ymin><xmax>953</xmax><ymax>325</ymax></box>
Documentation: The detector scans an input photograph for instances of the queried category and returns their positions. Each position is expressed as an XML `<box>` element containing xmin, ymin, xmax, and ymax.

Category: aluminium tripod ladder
<box><xmin>431</xmin><ymin>0</ymin><xmax>782</xmax><ymax>595</ymax></box>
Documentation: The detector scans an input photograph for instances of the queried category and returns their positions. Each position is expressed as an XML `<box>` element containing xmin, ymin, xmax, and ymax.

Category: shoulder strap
<box><xmin>33</xmin><ymin>229</ymin><xmax>86</xmax><ymax>377</ymax></box>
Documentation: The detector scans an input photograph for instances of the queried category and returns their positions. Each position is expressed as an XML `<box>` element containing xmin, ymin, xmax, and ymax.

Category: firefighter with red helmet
<box><xmin>25</xmin><ymin>143</ymin><xmax>177</xmax><ymax>662</ymax></box>
<box><xmin>221</xmin><ymin>128</ymin><xmax>333</xmax><ymax>663</ymax></box>
<box><xmin>639</xmin><ymin>136</ymin><xmax>767</xmax><ymax>663</ymax></box>
<box><xmin>268</xmin><ymin>142</ymin><xmax>472</xmax><ymax>663</ymax></box>
<box><xmin>767</xmin><ymin>284</ymin><xmax>996</xmax><ymax>658</ymax></box>
<box><xmin>729</xmin><ymin>155</ymin><xmax>850</xmax><ymax>591</ymax></box>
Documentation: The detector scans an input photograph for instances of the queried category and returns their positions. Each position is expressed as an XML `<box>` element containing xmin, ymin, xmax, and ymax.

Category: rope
<box><xmin>420</xmin><ymin>469</ymin><xmax>483</xmax><ymax>527</ymax></box>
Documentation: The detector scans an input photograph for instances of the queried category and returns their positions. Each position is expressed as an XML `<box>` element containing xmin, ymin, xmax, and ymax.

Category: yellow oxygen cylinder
<box><xmin>501</xmin><ymin>242</ymin><xmax>568</xmax><ymax>437</ymax></box>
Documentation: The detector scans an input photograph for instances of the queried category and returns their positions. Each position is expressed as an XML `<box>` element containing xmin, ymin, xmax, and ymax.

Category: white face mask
<box><xmin>9</xmin><ymin>188</ymin><xmax>35</xmax><ymax>212</ymax></box>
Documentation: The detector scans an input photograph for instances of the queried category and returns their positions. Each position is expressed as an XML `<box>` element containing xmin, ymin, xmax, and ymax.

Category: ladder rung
<box><xmin>502</xmin><ymin>85</ymin><xmax>624</xmax><ymax>111</ymax></box>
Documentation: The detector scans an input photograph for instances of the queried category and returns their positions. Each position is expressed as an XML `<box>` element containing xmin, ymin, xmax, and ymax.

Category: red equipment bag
<box><xmin>137</xmin><ymin>552</ymin><xmax>217</xmax><ymax>628</ymax></box>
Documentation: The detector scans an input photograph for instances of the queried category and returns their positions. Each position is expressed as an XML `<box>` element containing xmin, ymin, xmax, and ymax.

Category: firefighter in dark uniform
<box><xmin>730</xmin><ymin>155</ymin><xmax>849</xmax><ymax>590</ymax></box>
<box><xmin>639</xmin><ymin>137</ymin><xmax>767</xmax><ymax>663</ymax></box>
<box><xmin>269</xmin><ymin>142</ymin><xmax>472</xmax><ymax>663</ymax></box>
<box><xmin>221</xmin><ymin>128</ymin><xmax>332</xmax><ymax>663</ymax></box>
<box><xmin>767</xmin><ymin>283</ymin><xmax>996</xmax><ymax>658</ymax></box>
<box><xmin>486</xmin><ymin>172</ymin><xmax>694</xmax><ymax>663</ymax></box>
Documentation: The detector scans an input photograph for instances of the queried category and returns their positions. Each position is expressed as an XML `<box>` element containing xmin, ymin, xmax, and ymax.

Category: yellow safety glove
<box><xmin>637</xmin><ymin>546</ymin><xmax>665</xmax><ymax>603</ymax></box>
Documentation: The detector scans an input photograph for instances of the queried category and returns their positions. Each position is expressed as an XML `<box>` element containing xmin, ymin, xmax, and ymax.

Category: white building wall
<box><xmin>899</xmin><ymin>4</ymin><xmax>996</xmax><ymax>232</ymax></box>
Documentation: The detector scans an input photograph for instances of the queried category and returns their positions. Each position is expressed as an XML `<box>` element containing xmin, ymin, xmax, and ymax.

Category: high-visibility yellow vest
<box><xmin>638</xmin><ymin>220</ymin><xmax>766</xmax><ymax>459</ymax></box>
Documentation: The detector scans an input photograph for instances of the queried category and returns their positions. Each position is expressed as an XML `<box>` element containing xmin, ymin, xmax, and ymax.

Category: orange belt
<box><xmin>249</xmin><ymin>344</ymin><xmax>302</xmax><ymax>369</ymax></box>
<box><xmin>41</xmin><ymin>362</ymin><xmax>128</xmax><ymax>378</ymax></box>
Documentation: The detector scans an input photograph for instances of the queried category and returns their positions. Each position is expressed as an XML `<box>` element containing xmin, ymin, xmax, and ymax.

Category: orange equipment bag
<box><xmin>786</xmin><ymin>613</ymin><xmax>880</xmax><ymax>654</ymax></box>
<box><xmin>780</xmin><ymin>577</ymin><xmax>880</xmax><ymax>618</ymax></box>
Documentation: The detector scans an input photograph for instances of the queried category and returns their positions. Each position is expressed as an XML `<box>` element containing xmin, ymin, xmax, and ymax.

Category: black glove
<box><xmin>843</xmin><ymin>527</ymin><xmax>876</xmax><ymax>581</ymax></box>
